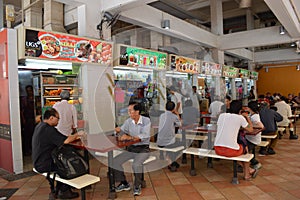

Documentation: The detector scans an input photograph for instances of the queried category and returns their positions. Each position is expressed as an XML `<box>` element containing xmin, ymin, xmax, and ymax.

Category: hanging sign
<box><xmin>201</xmin><ymin>61</ymin><xmax>222</xmax><ymax>76</ymax></box>
<box><xmin>222</xmin><ymin>65</ymin><xmax>239</xmax><ymax>78</ymax></box>
<box><xmin>250</xmin><ymin>71</ymin><xmax>259</xmax><ymax>80</ymax></box>
<box><xmin>239</xmin><ymin>69</ymin><xmax>250</xmax><ymax>78</ymax></box>
<box><xmin>169</xmin><ymin>54</ymin><xmax>200</xmax><ymax>74</ymax></box>
<box><xmin>19</xmin><ymin>27</ymin><xmax>113</xmax><ymax>65</ymax></box>
<box><xmin>118</xmin><ymin>45</ymin><xmax>167</xmax><ymax>69</ymax></box>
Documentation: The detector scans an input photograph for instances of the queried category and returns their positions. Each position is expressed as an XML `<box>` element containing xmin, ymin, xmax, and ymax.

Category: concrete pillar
<box><xmin>130</xmin><ymin>29</ymin><xmax>137</xmax><ymax>46</ymax></box>
<box><xmin>44</xmin><ymin>0</ymin><xmax>66</xmax><ymax>32</ymax></box>
<box><xmin>23</xmin><ymin>0</ymin><xmax>43</xmax><ymax>28</ymax></box>
<box><xmin>78</xmin><ymin>0</ymin><xmax>103</xmax><ymax>39</ymax></box>
<box><xmin>210</xmin><ymin>0</ymin><xmax>224</xmax><ymax>98</ymax></box>
<box><xmin>231</xmin><ymin>78</ymin><xmax>237</xmax><ymax>100</ymax></box>
<box><xmin>150</xmin><ymin>31</ymin><xmax>163</xmax><ymax>49</ymax></box>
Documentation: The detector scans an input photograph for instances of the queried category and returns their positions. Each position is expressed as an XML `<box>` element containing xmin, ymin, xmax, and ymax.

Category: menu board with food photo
<box><xmin>250</xmin><ymin>71</ymin><xmax>258</xmax><ymax>80</ymax></box>
<box><xmin>222</xmin><ymin>65</ymin><xmax>239</xmax><ymax>78</ymax></box>
<box><xmin>118</xmin><ymin>45</ymin><xmax>167</xmax><ymax>69</ymax></box>
<box><xmin>169</xmin><ymin>55</ymin><xmax>200</xmax><ymax>74</ymax></box>
<box><xmin>23</xmin><ymin>28</ymin><xmax>112</xmax><ymax>65</ymax></box>
<box><xmin>239</xmin><ymin>69</ymin><xmax>250</xmax><ymax>78</ymax></box>
<box><xmin>201</xmin><ymin>61</ymin><xmax>222</xmax><ymax>76</ymax></box>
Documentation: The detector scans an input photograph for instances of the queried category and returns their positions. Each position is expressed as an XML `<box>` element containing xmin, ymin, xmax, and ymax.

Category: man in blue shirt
<box><xmin>113</xmin><ymin>103</ymin><xmax>151</xmax><ymax>196</ymax></box>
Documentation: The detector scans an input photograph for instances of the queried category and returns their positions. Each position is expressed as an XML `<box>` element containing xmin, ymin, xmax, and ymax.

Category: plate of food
<box><xmin>39</xmin><ymin>34</ymin><xmax>61</xmax><ymax>58</ymax></box>
<box><xmin>75</xmin><ymin>40</ymin><xmax>92</xmax><ymax>61</ymax></box>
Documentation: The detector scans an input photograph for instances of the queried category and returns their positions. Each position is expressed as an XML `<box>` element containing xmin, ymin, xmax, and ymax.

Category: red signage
<box><xmin>24</xmin><ymin>29</ymin><xmax>112</xmax><ymax>65</ymax></box>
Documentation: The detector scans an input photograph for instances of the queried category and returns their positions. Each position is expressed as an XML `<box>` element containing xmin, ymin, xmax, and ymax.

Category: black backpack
<box><xmin>51</xmin><ymin>144</ymin><xmax>89</xmax><ymax>179</ymax></box>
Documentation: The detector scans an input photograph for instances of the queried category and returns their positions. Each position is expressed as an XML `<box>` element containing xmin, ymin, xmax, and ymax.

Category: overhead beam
<box><xmin>254</xmin><ymin>48</ymin><xmax>300</xmax><ymax>63</ymax></box>
<box><xmin>219</xmin><ymin>26</ymin><xmax>294</xmax><ymax>50</ymax></box>
<box><xmin>264</xmin><ymin>0</ymin><xmax>300</xmax><ymax>38</ymax></box>
<box><xmin>120</xmin><ymin>4</ymin><xmax>217</xmax><ymax>47</ymax></box>
<box><xmin>101</xmin><ymin>0</ymin><xmax>158</xmax><ymax>13</ymax></box>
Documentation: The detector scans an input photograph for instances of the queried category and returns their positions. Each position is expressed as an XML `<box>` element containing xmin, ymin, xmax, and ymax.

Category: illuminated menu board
<box><xmin>118</xmin><ymin>45</ymin><xmax>167</xmax><ymax>69</ymax></box>
<box><xmin>222</xmin><ymin>65</ymin><xmax>239</xmax><ymax>78</ymax></box>
<box><xmin>20</xmin><ymin>28</ymin><xmax>113</xmax><ymax>65</ymax></box>
<box><xmin>169</xmin><ymin>54</ymin><xmax>200</xmax><ymax>74</ymax></box>
<box><xmin>201</xmin><ymin>61</ymin><xmax>222</xmax><ymax>76</ymax></box>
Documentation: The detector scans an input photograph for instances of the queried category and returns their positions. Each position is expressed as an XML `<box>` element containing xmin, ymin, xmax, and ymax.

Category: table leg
<box><xmin>83</xmin><ymin>149</ymin><xmax>90</xmax><ymax>173</ymax></box>
<box><xmin>207</xmin><ymin>132</ymin><xmax>213</xmax><ymax>168</ymax></box>
<box><xmin>83</xmin><ymin>149</ymin><xmax>92</xmax><ymax>190</ymax></box>
<box><xmin>181</xmin><ymin>129</ymin><xmax>187</xmax><ymax>164</ymax></box>
<box><xmin>107</xmin><ymin>151</ymin><xmax>116</xmax><ymax>199</ymax></box>
<box><xmin>190</xmin><ymin>154</ymin><xmax>196</xmax><ymax>176</ymax></box>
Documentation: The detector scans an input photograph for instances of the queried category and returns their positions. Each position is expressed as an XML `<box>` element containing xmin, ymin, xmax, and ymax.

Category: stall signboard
<box><xmin>239</xmin><ymin>69</ymin><xmax>250</xmax><ymax>78</ymax></box>
<box><xmin>222</xmin><ymin>65</ymin><xmax>239</xmax><ymax>78</ymax></box>
<box><xmin>250</xmin><ymin>71</ymin><xmax>259</xmax><ymax>80</ymax></box>
<box><xmin>201</xmin><ymin>61</ymin><xmax>222</xmax><ymax>76</ymax></box>
<box><xmin>118</xmin><ymin>45</ymin><xmax>167</xmax><ymax>69</ymax></box>
<box><xmin>169</xmin><ymin>54</ymin><xmax>200</xmax><ymax>74</ymax></box>
<box><xmin>18</xmin><ymin>27</ymin><xmax>113</xmax><ymax>65</ymax></box>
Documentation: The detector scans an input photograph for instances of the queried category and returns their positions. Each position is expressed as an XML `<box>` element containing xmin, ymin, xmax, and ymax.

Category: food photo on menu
<box><xmin>39</xmin><ymin>34</ymin><xmax>61</xmax><ymax>58</ymax></box>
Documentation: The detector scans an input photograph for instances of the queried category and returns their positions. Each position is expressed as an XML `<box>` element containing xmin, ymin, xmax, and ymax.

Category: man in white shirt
<box><xmin>275</xmin><ymin>96</ymin><xmax>298</xmax><ymax>139</ymax></box>
<box><xmin>53</xmin><ymin>90</ymin><xmax>78</xmax><ymax>136</ymax></box>
<box><xmin>208</xmin><ymin>95</ymin><xmax>224</xmax><ymax>122</ymax></box>
<box><xmin>169</xmin><ymin>86</ymin><xmax>183</xmax><ymax>116</ymax></box>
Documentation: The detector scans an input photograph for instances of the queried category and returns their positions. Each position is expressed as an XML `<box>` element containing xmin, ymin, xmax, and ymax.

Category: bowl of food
<box><xmin>39</xmin><ymin>34</ymin><xmax>61</xmax><ymax>58</ymax></box>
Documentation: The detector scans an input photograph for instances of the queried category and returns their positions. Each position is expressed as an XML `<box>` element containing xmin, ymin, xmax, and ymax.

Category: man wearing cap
<box><xmin>53</xmin><ymin>90</ymin><xmax>78</xmax><ymax>136</ymax></box>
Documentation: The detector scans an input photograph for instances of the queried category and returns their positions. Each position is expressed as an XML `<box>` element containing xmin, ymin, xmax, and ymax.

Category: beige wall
<box><xmin>257</xmin><ymin>65</ymin><xmax>300</xmax><ymax>97</ymax></box>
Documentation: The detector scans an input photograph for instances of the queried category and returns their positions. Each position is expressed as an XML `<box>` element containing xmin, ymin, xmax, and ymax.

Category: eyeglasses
<box><xmin>54</xmin><ymin>116</ymin><xmax>60</xmax><ymax>120</ymax></box>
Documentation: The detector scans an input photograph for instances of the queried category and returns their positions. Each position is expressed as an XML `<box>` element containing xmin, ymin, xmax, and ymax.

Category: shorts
<box><xmin>214</xmin><ymin>144</ymin><xmax>243</xmax><ymax>157</ymax></box>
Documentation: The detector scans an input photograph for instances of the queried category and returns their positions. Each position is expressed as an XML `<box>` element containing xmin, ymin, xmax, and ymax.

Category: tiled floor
<box><xmin>1</xmin><ymin>122</ymin><xmax>300</xmax><ymax>200</ymax></box>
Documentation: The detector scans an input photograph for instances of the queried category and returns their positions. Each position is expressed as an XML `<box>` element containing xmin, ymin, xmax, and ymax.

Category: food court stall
<box><xmin>222</xmin><ymin>65</ymin><xmax>239</xmax><ymax>100</ymax></box>
<box><xmin>199</xmin><ymin>61</ymin><xmax>224</xmax><ymax>111</ymax></box>
<box><xmin>237</xmin><ymin>68</ymin><xmax>250</xmax><ymax>103</ymax></box>
<box><xmin>167</xmin><ymin>54</ymin><xmax>200</xmax><ymax>109</ymax></box>
<box><xmin>113</xmin><ymin>44</ymin><xmax>167</xmax><ymax>127</ymax></box>
<box><xmin>17</xmin><ymin>27</ymin><xmax>114</xmax><ymax>169</ymax></box>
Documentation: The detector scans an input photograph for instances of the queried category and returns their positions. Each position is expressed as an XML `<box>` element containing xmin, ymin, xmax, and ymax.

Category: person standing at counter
<box><xmin>53</xmin><ymin>90</ymin><xmax>78</xmax><ymax>136</ymax></box>
<box><xmin>214</xmin><ymin>100</ymin><xmax>258</xmax><ymax>181</ymax></box>
<box><xmin>113</xmin><ymin>103</ymin><xmax>151</xmax><ymax>196</ymax></box>
<box><xmin>20</xmin><ymin>85</ymin><xmax>35</xmax><ymax>156</ymax></box>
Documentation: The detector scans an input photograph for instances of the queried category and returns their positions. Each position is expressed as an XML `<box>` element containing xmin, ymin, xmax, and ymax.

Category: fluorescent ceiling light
<box><xmin>18</xmin><ymin>59</ymin><xmax>72</xmax><ymax>70</ymax></box>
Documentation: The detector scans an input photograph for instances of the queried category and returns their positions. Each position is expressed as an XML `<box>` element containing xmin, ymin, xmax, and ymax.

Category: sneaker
<box><xmin>267</xmin><ymin>148</ymin><xmax>276</xmax><ymax>155</ymax></box>
<box><xmin>289</xmin><ymin>135</ymin><xmax>298</xmax><ymax>140</ymax></box>
<box><xmin>253</xmin><ymin>163</ymin><xmax>262</xmax><ymax>170</ymax></box>
<box><xmin>115</xmin><ymin>182</ymin><xmax>131</xmax><ymax>192</ymax></box>
<box><xmin>133</xmin><ymin>185</ymin><xmax>141</xmax><ymax>196</ymax></box>
<box><xmin>57</xmin><ymin>189</ymin><xmax>79</xmax><ymax>199</ymax></box>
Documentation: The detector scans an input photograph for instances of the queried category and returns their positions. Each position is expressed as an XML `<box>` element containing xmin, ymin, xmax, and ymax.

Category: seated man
<box><xmin>114</xmin><ymin>103</ymin><xmax>151</xmax><ymax>196</ymax></box>
<box><xmin>214</xmin><ymin>100</ymin><xmax>258</xmax><ymax>181</ymax></box>
<box><xmin>275</xmin><ymin>96</ymin><xmax>298</xmax><ymax>139</ymax></box>
<box><xmin>32</xmin><ymin>108</ymin><xmax>83</xmax><ymax>199</ymax></box>
<box><xmin>259</xmin><ymin>102</ymin><xmax>283</xmax><ymax>155</ymax></box>
<box><xmin>157</xmin><ymin>101</ymin><xmax>182</xmax><ymax>171</ymax></box>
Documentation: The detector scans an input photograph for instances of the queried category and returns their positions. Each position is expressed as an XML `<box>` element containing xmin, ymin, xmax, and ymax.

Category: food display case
<box><xmin>199</xmin><ymin>61</ymin><xmax>223</xmax><ymax>108</ymax></box>
<box><xmin>167</xmin><ymin>54</ymin><xmax>200</xmax><ymax>109</ymax></box>
<box><xmin>32</xmin><ymin>71</ymin><xmax>83</xmax><ymax>121</ymax></box>
<box><xmin>236</xmin><ymin>68</ymin><xmax>250</xmax><ymax>101</ymax></box>
<box><xmin>222</xmin><ymin>65</ymin><xmax>239</xmax><ymax>99</ymax></box>
<box><xmin>114</xmin><ymin>45</ymin><xmax>167</xmax><ymax>126</ymax></box>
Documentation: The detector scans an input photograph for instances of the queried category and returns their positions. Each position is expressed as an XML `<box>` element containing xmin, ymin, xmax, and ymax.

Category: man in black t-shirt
<box><xmin>32</xmin><ymin>108</ymin><xmax>83</xmax><ymax>199</ymax></box>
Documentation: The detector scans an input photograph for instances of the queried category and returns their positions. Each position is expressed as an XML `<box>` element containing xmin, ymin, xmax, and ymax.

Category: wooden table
<box><xmin>72</xmin><ymin>133</ymin><xmax>139</xmax><ymax>199</ymax></box>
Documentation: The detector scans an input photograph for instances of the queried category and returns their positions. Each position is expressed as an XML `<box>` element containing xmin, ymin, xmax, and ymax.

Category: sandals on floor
<box><xmin>251</xmin><ymin>169</ymin><xmax>259</xmax><ymax>178</ymax></box>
